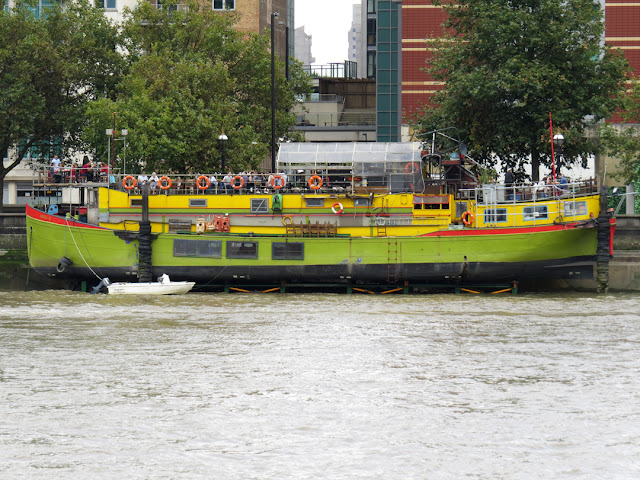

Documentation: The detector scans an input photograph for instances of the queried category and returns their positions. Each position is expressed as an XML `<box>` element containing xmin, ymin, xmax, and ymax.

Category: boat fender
<box><xmin>332</xmin><ymin>202</ymin><xmax>344</xmax><ymax>215</ymax></box>
<box><xmin>308</xmin><ymin>175</ymin><xmax>323</xmax><ymax>190</ymax></box>
<box><xmin>56</xmin><ymin>256</ymin><xmax>73</xmax><ymax>273</ymax></box>
<box><xmin>461</xmin><ymin>210</ymin><xmax>474</xmax><ymax>226</ymax></box>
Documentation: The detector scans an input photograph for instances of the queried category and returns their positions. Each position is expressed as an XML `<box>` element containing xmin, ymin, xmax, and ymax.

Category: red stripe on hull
<box><xmin>25</xmin><ymin>204</ymin><xmax>106</xmax><ymax>230</ymax></box>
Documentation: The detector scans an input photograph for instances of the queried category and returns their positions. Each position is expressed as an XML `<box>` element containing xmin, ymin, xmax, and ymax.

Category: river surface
<box><xmin>1</xmin><ymin>291</ymin><xmax>639</xmax><ymax>479</ymax></box>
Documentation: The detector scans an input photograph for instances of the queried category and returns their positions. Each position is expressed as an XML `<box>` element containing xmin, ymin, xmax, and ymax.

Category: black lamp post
<box><xmin>553</xmin><ymin>133</ymin><xmax>564</xmax><ymax>181</ymax></box>
<box><xmin>271</xmin><ymin>11</ymin><xmax>279</xmax><ymax>173</ymax></box>
<box><xmin>218</xmin><ymin>132</ymin><xmax>228</xmax><ymax>172</ymax></box>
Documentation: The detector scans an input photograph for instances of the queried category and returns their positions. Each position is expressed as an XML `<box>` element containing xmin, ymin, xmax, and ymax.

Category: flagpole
<box><xmin>549</xmin><ymin>112</ymin><xmax>557</xmax><ymax>183</ymax></box>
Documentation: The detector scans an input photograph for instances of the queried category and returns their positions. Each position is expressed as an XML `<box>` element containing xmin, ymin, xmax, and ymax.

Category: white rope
<box><xmin>65</xmin><ymin>218</ymin><xmax>103</xmax><ymax>281</ymax></box>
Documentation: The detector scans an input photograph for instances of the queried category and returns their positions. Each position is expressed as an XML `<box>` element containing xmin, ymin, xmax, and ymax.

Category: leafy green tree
<box><xmin>0</xmin><ymin>0</ymin><xmax>122</xmax><ymax>209</ymax></box>
<box><xmin>83</xmin><ymin>2</ymin><xmax>311</xmax><ymax>174</ymax></box>
<box><xmin>414</xmin><ymin>0</ymin><xmax>630</xmax><ymax>181</ymax></box>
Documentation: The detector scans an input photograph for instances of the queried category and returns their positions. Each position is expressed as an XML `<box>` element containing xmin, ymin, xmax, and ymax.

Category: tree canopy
<box><xmin>0</xmin><ymin>0</ymin><xmax>122</xmax><ymax>208</ymax></box>
<box><xmin>414</xmin><ymin>0</ymin><xmax>630</xmax><ymax>181</ymax></box>
<box><xmin>83</xmin><ymin>2</ymin><xmax>311</xmax><ymax>174</ymax></box>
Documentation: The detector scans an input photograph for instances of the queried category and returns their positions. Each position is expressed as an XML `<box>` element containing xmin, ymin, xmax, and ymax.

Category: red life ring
<box><xmin>405</xmin><ymin>161</ymin><xmax>421</xmax><ymax>174</ymax></box>
<box><xmin>331</xmin><ymin>202</ymin><xmax>344</xmax><ymax>215</ymax></box>
<box><xmin>232</xmin><ymin>175</ymin><xmax>245</xmax><ymax>190</ymax></box>
<box><xmin>123</xmin><ymin>175</ymin><xmax>137</xmax><ymax>190</ymax></box>
<box><xmin>270</xmin><ymin>175</ymin><xmax>285</xmax><ymax>190</ymax></box>
<box><xmin>461</xmin><ymin>210</ymin><xmax>474</xmax><ymax>226</ymax></box>
<box><xmin>159</xmin><ymin>176</ymin><xmax>172</xmax><ymax>190</ymax></box>
<box><xmin>308</xmin><ymin>175</ymin><xmax>323</xmax><ymax>190</ymax></box>
<box><xmin>196</xmin><ymin>175</ymin><xmax>210</xmax><ymax>190</ymax></box>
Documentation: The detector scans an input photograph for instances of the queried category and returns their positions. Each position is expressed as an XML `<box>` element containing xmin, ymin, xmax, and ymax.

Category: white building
<box><xmin>294</xmin><ymin>25</ymin><xmax>314</xmax><ymax>65</ymax></box>
<box><xmin>348</xmin><ymin>3</ymin><xmax>364</xmax><ymax>78</ymax></box>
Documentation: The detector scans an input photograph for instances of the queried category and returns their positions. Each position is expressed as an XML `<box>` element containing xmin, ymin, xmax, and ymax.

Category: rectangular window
<box><xmin>173</xmin><ymin>239</ymin><xmax>222</xmax><ymax>258</ymax></box>
<box><xmin>354</xmin><ymin>198</ymin><xmax>371</xmax><ymax>207</ymax></box>
<box><xmin>227</xmin><ymin>241</ymin><xmax>258</xmax><ymax>259</ymax></box>
<box><xmin>523</xmin><ymin>205</ymin><xmax>549</xmax><ymax>221</ymax></box>
<box><xmin>564</xmin><ymin>201</ymin><xmax>587</xmax><ymax>217</ymax></box>
<box><xmin>98</xmin><ymin>0</ymin><xmax>116</xmax><ymax>9</ymax></box>
<box><xmin>130</xmin><ymin>198</ymin><xmax>143</xmax><ymax>208</ymax></box>
<box><xmin>213</xmin><ymin>0</ymin><xmax>234</xmax><ymax>10</ymax></box>
<box><xmin>189</xmin><ymin>198</ymin><xmax>207</xmax><ymax>208</ymax></box>
<box><xmin>251</xmin><ymin>198</ymin><xmax>269</xmax><ymax>214</ymax></box>
<box><xmin>305</xmin><ymin>198</ymin><xmax>325</xmax><ymax>207</ymax></box>
<box><xmin>272</xmin><ymin>242</ymin><xmax>304</xmax><ymax>260</ymax></box>
<box><xmin>484</xmin><ymin>208</ymin><xmax>508</xmax><ymax>223</ymax></box>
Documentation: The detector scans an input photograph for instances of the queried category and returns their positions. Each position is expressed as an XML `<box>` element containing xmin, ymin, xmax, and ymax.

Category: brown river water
<box><xmin>1</xmin><ymin>290</ymin><xmax>639</xmax><ymax>479</ymax></box>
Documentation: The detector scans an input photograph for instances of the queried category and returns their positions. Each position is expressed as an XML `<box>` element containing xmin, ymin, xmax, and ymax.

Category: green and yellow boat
<box><xmin>25</xmin><ymin>142</ymin><xmax>611</xmax><ymax>290</ymax></box>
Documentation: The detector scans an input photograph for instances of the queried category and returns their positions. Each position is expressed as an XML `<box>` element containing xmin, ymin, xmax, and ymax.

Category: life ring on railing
<box><xmin>232</xmin><ymin>175</ymin><xmax>245</xmax><ymax>190</ymax></box>
<box><xmin>331</xmin><ymin>202</ymin><xmax>344</xmax><ymax>215</ymax></box>
<box><xmin>123</xmin><ymin>175</ymin><xmax>137</xmax><ymax>190</ymax></box>
<box><xmin>308</xmin><ymin>175</ymin><xmax>323</xmax><ymax>190</ymax></box>
<box><xmin>405</xmin><ymin>161</ymin><xmax>421</xmax><ymax>174</ymax></box>
<box><xmin>159</xmin><ymin>176</ymin><xmax>172</xmax><ymax>190</ymax></box>
<box><xmin>196</xmin><ymin>175</ymin><xmax>210</xmax><ymax>190</ymax></box>
<box><xmin>282</xmin><ymin>215</ymin><xmax>293</xmax><ymax>225</ymax></box>
<box><xmin>270</xmin><ymin>175</ymin><xmax>285</xmax><ymax>190</ymax></box>
<box><xmin>461</xmin><ymin>210</ymin><xmax>474</xmax><ymax>226</ymax></box>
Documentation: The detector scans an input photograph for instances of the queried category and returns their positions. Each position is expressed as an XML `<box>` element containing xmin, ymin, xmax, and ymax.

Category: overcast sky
<box><xmin>295</xmin><ymin>0</ymin><xmax>360</xmax><ymax>65</ymax></box>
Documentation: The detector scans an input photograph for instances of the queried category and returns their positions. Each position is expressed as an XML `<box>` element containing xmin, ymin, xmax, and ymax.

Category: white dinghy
<box><xmin>101</xmin><ymin>274</ymin><xmax>195</xmax><ymax>295</ymax></box>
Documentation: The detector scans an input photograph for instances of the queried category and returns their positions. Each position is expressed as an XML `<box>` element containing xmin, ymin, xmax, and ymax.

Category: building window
<box><xmin>367</xmin><ymin>19</ymin><xmax>376</xmax><ymax>46</ymax></box>
<box><xmin>29</xmin><ymin>0</ymin><xmax>58</xmax><ymax>18</ymax></box>
<box><xmin>367</xmin><ymin>0</ymin><xmax>377</xmax><ymax>14</ymax></box>
<box><xmin>564</xmin><ymin>201</ymin><xmax>587</xmax><ymax>217</ymax></box>
<box><xmin>213</xmin><ymin>0</ymin><xmax>234</xmax><ymax>10</ymax></box>
<box><xmin>484</xmin><ymin>208</ymin><xmax>508</xmax><ymax>223</ymax></box>
<box><xmin>272</xmin><ymin>242</ymin><xmax>304</xmax><ymax>260</ymax></box>
<box><xmin>98</xmin><ymin>0</ymin><xmax>116</xmax><ymax>9</ymax></box>
<box><xmin>227</xmin><ymin>241</ymin><xmax>258</xmax><ymax>259</ymax></box>
<box><xmin>523</xmin><ymin>205</ymin><xmax>548</xmax><ymax>221</ymax></box>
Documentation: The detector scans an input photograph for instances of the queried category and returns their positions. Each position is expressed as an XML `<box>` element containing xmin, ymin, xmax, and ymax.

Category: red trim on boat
<box><xmin>25</xmin><ymin>204</ymin><xmax>106</xmax><ymax>230</ymax></box>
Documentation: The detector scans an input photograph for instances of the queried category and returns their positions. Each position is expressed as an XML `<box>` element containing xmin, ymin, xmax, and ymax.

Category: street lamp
<box><xmin>553</xmin><ymin>133</ymin><xmax>564</xmax><ymax>182</ymax></box>
<box><xmin>218</xmin><ymin>131</ymin><xmax>228</xmax><ymax>172</ymax></box>
<box><xmin>106</xmin><ymin>128</ymin><xmax>113</xmax><ymax>174</ymax></box>
<box><xmin>271</xmin><ymin>11</ymin><xmax>279</xmax><ymax>173</ymax></box>
<box><xmin>120</xmin><ymin>129</ymin><xmax>128</xmax><ymax>176</ymax></box>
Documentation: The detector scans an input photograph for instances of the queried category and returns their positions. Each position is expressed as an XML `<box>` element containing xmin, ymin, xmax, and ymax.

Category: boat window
<box><xmin>130</xmin><ymin>199</ymin><xmax>142</xmax><ymax>208</ymax></box>
<box><xmin>227</xmin><ymin>241</ymin><xmax>258</xmax><ymax>259</ymax></box>
<box><xmin>305</xmin><ymin>198</ymin><xmax>325</xmax><ymax>207</ymax></box>
<box><xmin>272</xmin><ymin>242</ymin><xmax>304</xmax><ymax>260</ymax></box>
<box><xmin>189</xmin><ymin>199</ymin><xmax>207</xmax><ymax>208</ymax></box>
<box><xmin>354</xmin><ymin>198</ymin><xmax>371</xmax><ymax>207</ymax></box>
<box><xmin>173</xmin><ymin>239</ymin><xmax>222</xmax><ymax>258</ymax></box>
<box><xmin>484</xmin><ymin>208</ymin><xmax>508</xmax><ymax>223</ymax></box>
<box><xmin>523</xmin><ymin>205</ymin><xmax>549</xmax><ymax>221</ymax></box>
<box><xmin>251</xmin><ymin>198</ymin><xmax>269</xmax><ymax>214</ymax></box>
<box><xmin>564</xmin><ymin>201</ymin><xmax>587</xmax><ymax>217</ymax></box>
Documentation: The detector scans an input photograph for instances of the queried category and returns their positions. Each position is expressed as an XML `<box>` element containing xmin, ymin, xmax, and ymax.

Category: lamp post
<box><xmin>121</xmin><ymin>129</ymin><xmax>128</xmax><ymax>175</ymax></box>
<box><xmin>218</xmin><ymin>131</ymin><xmax>228</xmax><ymax>172</ymax></box>
<box><xmin>553</xmin><ymin>133</ymin><xmax>564</xmax><ymax>182</ymax></box>
<box><xmin>271</xmin><ymin>11</ymin><xmax>279</xmax><ymax>173</ymax></box>
<box><xmin>106</xmin><ymin>129</ymin><xmax>113</xmax><ymax>174</ymax></box>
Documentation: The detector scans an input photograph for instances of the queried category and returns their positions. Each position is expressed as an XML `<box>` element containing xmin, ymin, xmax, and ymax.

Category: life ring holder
<box><xmin>331</xmin><ymin>202</ymin><xmax>344</xmax><ymax>215</ymax></box>
<box><xmin>282</xmin><ymin>215</ymin><xmax>293</xmax><ymax>226</ymax></box>
<box><xmin>308</xmin><ymin>175</ymin><xmax>323</xmax><ymax>190</ymax></box>
<box><xmin>232</xmin><ymin>175</ymin><xmax>245</xmax><ymax>190</ymax></box>
<box><xmin>159</xmin><ymin>176</ymin><xmax>172</xmax><ymax>190</ymax></box>
<box><xmin>196</xmin><ymin>175</ymin><xmax>210</xmax><ymax>190</ymax></box>
<box><xmin>270</xmin><ymin>175</ymin><xmax>284</xmax><ymax>190</ymax></box>
<box><xmin>461</xmin><ymin>210</ymin><xmax>474</xmax><ymax>226</ymax></box>
<box><xmin>405</xmin><ymin>161</ymin><xmax>421</xmax><ymax>174</ymax></box>
<box><xmin>123</xmin><ymin>175</ymin><xmax>137</xmax><ymax>190</ymax></box>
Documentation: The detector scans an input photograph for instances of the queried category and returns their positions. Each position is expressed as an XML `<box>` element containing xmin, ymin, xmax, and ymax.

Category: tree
<box><xmin>83</xmin><ymin>2</ymin><xmax>311</xmax><ymax>174</ymax></box>
<box><xmin>0</xmin><ymin>0</ymin><xmax>123</xmax><ymax>209</ymax></box>
<box><xmin>414</xmin><ymin>0</ymin><xmax>630</xmax><ymax>181</ymax></box>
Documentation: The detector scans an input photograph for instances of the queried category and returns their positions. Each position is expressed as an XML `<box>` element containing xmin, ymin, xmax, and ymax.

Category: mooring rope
<box><xmin>65</xmin><ymin>218</ymin><xmax>103</xmax><ymax>281</ymax></box>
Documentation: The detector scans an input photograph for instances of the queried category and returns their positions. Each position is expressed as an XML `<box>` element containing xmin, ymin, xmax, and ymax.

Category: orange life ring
<box><xmin>308</xmin><ymin>175</ymin><xmax>323</xmax><ymax>190</ymax></box>
<box><xmin>461</xmin><ymin>210</ymin><xmax>474</xmax><ymax>226</ymax></box>
<box><xmin>270</xmin><ymin>175</ymin><xmax>285</xmax><ymax>190</ymax></box>
<box><xmin>405</xmin><ymin>161</ymin><xmax>421</xmax><ymax>174</ymax></box>
<box><xmin>232</xmin><ymin>175</ymin><xmax>245</xmax><ymax>190</ymax></box>
<box><xmin>123</xmin><ymin>175</ymin><xmax>137</xmax><ymax>190</ymax></box>
<box><xmin>159</xmin><ymin>176</ymin><xmax>172</xmax><ymax>190</ymax></box>
<box><xmin>196</xmin><ymin>175</ymin><xmax>210</xmax><ymax>190</ymax></box>
<box><xmin>331</xmin><ymin>202</ymin><xmax>344</xmax><ymax>215</ymax></box>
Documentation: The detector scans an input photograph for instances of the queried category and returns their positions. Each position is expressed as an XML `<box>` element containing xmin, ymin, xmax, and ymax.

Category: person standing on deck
<box><xmin>504</xmin><ymin>168</ymin><xmax>515</xmax><ymax>200</ymax></box>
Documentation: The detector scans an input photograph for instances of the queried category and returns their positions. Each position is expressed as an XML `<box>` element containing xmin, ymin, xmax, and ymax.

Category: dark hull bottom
<box><xmin>36</xmin><ymin>256</ymin><xmax>596</xmax><ymax>286</ymax></box>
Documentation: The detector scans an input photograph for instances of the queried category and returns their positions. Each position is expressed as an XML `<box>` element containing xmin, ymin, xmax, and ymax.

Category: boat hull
<box><xmin>26</xmin><ymin>205</ymin><xmax>597</xmax><ymax>286</ymax></box>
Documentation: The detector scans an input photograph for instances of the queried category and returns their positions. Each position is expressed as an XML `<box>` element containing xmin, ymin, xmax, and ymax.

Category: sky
<box><xmin>295</xmin><ymin>0</ymin><xmax>360</xmax><ymax>65</ymax></box>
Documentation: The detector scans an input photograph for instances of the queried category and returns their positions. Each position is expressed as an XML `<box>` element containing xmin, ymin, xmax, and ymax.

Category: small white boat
<box><xmin>104</xmin><ymin>274</ymin><xmax>195</xmax><ymax>295</ymax></box>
